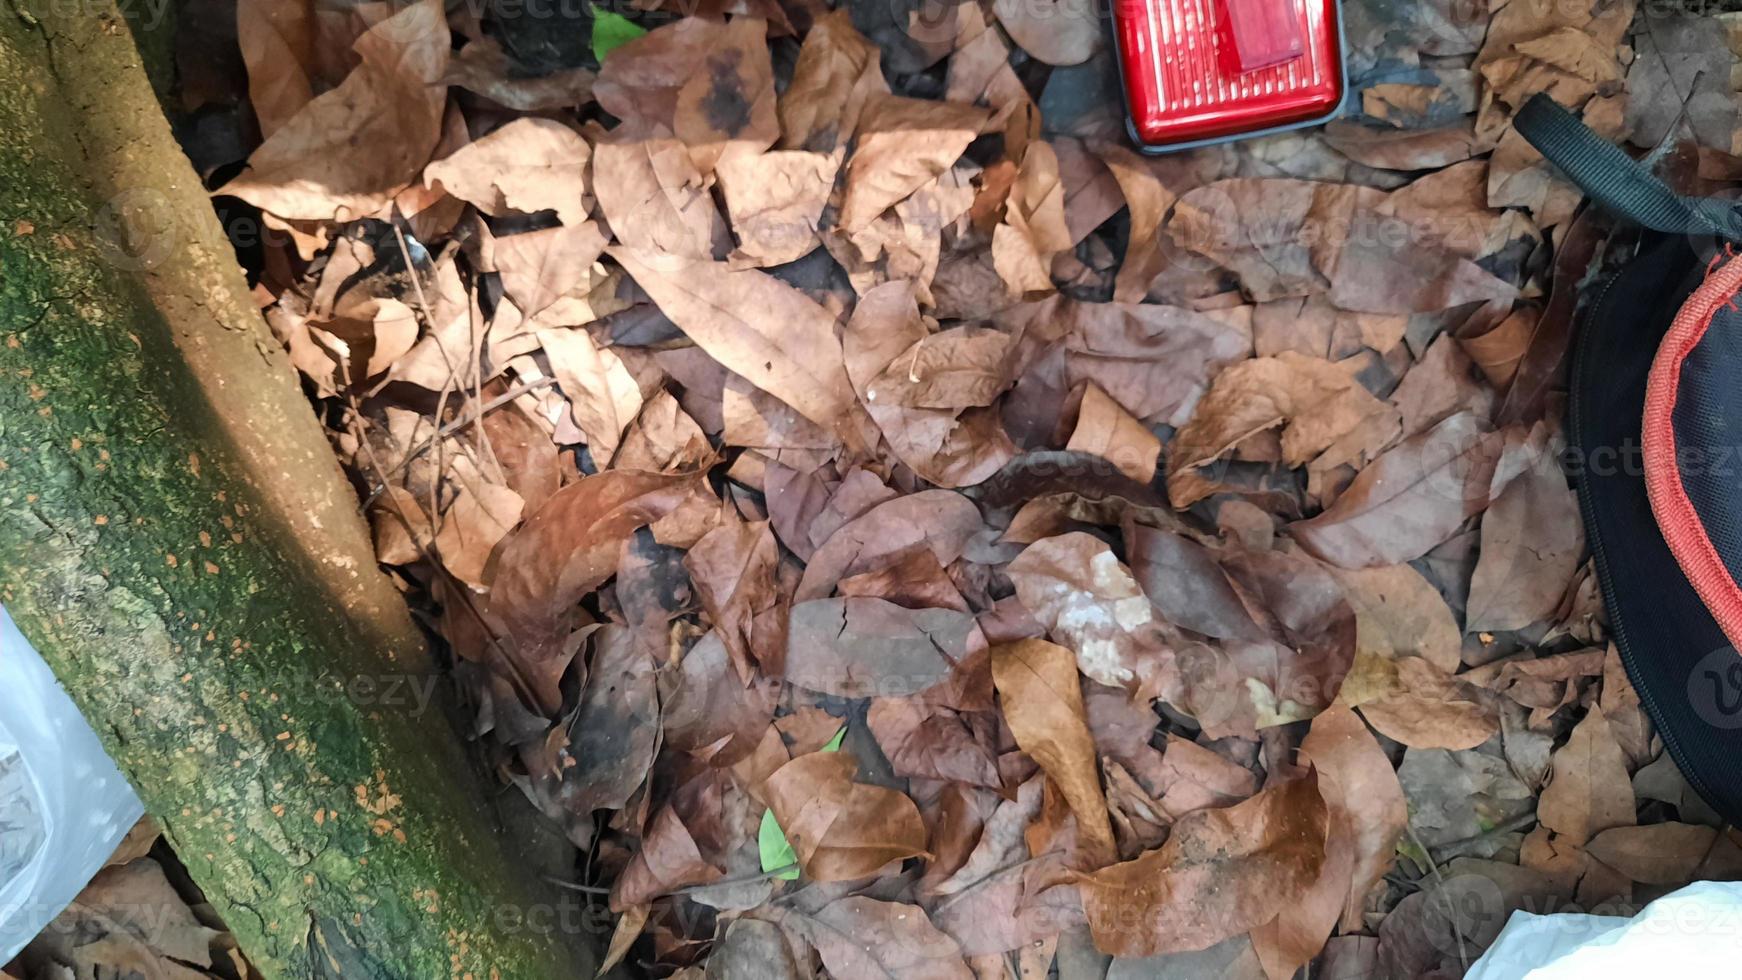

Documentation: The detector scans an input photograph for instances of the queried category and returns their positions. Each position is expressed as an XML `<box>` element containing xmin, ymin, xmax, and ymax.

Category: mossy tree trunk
<box><xmin>0</xmin><ymin>5</ymin><xmax>600</xmax><ymax>977</ymax></box>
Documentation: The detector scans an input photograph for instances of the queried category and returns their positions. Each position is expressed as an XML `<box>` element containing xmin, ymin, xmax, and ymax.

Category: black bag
<box><xmin>1520</xmin><ymin>94</ymin><xmax>1742</xmax><ymax>821</ymax></box>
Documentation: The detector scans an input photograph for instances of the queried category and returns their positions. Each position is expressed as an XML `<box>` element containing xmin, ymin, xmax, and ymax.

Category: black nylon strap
<box><xmin>1515</xmin><ymin>93</ymin><xmax>1742</xmax><ymax>241</ymax></box>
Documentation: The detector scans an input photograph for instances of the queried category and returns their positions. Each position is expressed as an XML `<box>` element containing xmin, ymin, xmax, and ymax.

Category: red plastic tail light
<box><xmin>1112</xmin><ymin>0</ymin><xmax>1349</xmax><ymax>152</ymax></box>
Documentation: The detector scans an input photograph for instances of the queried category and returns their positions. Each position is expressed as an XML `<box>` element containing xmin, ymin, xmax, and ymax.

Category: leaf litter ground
<box><xmin>123</xmin><ymin>0</ymin><xmax>1742</xmax><ymax>976</ymax></box>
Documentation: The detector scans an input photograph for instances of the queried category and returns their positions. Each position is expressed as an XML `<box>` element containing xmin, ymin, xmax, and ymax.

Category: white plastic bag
<box><xmin>1468</xmin><ymin>880</ymin><xmax>1742</xmax><ymax>978</ymax></box>
<box><xmin>0</xmin><ymin>605</ymin><xmax>143</xmax><ymax>962</ymax></box>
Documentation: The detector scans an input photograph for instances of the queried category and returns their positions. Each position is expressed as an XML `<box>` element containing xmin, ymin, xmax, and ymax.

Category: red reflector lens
<box><xmin>1113</xmin><ymin>0</ymin><xmax>1347</xmax><ymax>151</ymax></box>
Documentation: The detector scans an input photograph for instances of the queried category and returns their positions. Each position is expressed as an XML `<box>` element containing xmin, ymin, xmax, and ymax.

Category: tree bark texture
<box><xmin>0</xmin><ymin>4</ymin><xmax>600</xmax><ymax>977</ymax></box>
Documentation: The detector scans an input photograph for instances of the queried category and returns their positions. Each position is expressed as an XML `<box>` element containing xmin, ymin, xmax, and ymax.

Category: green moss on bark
<box><xmin>0</xmin><ymin>5</ymin><xmax>600</xmax><ymax>978</ymax></box>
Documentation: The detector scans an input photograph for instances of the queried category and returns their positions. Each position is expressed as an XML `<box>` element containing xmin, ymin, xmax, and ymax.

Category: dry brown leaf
<box><xmin>1330</xmin><ymin>564</ymin><xmax>1463</xmax><ymax>673</ymax></box>
<box><xmin>1390</xmin><ymin>332</ymin><xmax>1497</xmax><ymax>440</ymax></box>
<box><xmin>1066</xmin><ymin>383</ymin><xmax>1160</xmax><ymax>483</ymax></box>
<box><xmin>1466</xmin><ymin>427</ymin><xmax>1585</xmax><ymax>632</ymax></box>
<box><xmin>1048</xmin><ymin>298</ymin><xmax>1253</xmax><ymax>427</ymax></box>
<box><xmin>867</xmin><ymin>698</ymin><xmax>1001</xmax><ymax>787</ymax></box>
<box><xmin>672</xmin><ymin>16</ymin><xmax>779</xmax><ymax>172</ymax></box>
<box><xmin>616</xmin><ymin>389</ymin><xmax>714</xmax><ymax>474</ymax></box>
<box><xmin>991</xmin><ymin>0</ymin><xmax>1103</xmax><ymax>65</ymax></box>
<box><xmin>1098</xmin><ymin>144</ymin><xmax>1175</xmax><ymax>302</ymax></box>
<box><xmin>611</xmin><ymin>247</ymin><xmax>862</xmax><ymax>438</ymax></box>
<box><xmin>220</xmin><ymin>0</ymin><xmax>450</xmax><ymax>221</ymax></box>
<box><xmin>490</xmin><ymin>470</ymin><xmax>699</xmax><ymax>710</ymax></box>
<box><xmin>785</xmin><ymin>597</ymin><xmax>976</xmax><ymax>698</ymax></box>
<box><xmin>844</xmin><ymin>282</ymin><xmax>1017</xmax><ymax>487</ymax></box>
<box><xmin>795</xmin><ymin>488</ymin><xmax>985</xmax><ymax>600</ymax></box>
<box><xmin>1082</xmin><ymin>773</ymin><xmax>1329</xmax><ymax>958</ymax></box>
<box><xmin>539</xmin><ymin>626</ymin><xmax>660</xmax><ymax>827</ymax></box>
<box><xmin>992</xmin><ymin>142</ymin><xmax>1072</xmax><ymax>298</ymax></box>
<box><xmin>1301</xmin><ymin>704</ymin><xmax>1408</xmax><ymax>932</ymax></box>
<box><xmin>492</xmin><ymin>221</ymin><xmax>611</xmax><ymax>320</ymax></box>
<box><xmin>717</xmin><ymin>148</ymin><xmax>841</xmax><ymax>267</ymax></box>
<box><xmin>1349</xmin><ymin>656</ymin><xmax>1500</xmax><ymax>750</ymax></box>
<box><xmin>424</xmin><ymin>117</ymin><xmax>592</xmax><ymax>226</ymax></box>
<box><xmin>685</xmin><ymin>515</ymin><xmax>786</xmax><ymax>681</ymax></box>
<box><xmin>783</xmin><ymin>896</ymin><xmax>976</xmax><ymax>980</ymax></box>
<box><xmin>763</xmin><ymin>750</ymin><xmax>929</xmax><ymax>881</ymax></box>
<box><xmin>1586</xmin><ymin>823</ymin><xmax>1737</xmax><ymax>884</ymax></box>
<box><xmin>432</xmin><ymin>455</ymin><xmax>523</xmax><ymax>590</ymax></box>
<box><xmin>1008</xmin><ymin>532</ymin><xmax>1173</xmax><ymax>694</ymax></box>
<box><xmin>1291</xmin><ymin>412</ymin><xmax>1503</xmax><ymax>568</ymax></box>
<box><xmin>841</xmin><ymin>95</ymin><xmax>992</xmax><ymax>232</ymax></box>
<box><xmin>236</xmin><ymin>0</ymin><xmax>316</xmax><ymax>138</ymax></box>
<box><xmin>1167</xmin><ymin>353</ymin><xmax>1397</xmax><ymax>509</ymax></box>
<box><xmin>864</xmin><ymin>326</ymin><xmax>1014</xmax><ymax>411</ymax></box>
<box><xmin>538</xmin><ymin>327</ymin><xmax>642</xmax><ymax>467</ymax></box>
<box><xmin>609</xmin><ymin>805</ymin><xmax>723</xmax><ymax>909</ymax></box>
<box><xmin>779</xmin><ymin>9</ymin><xmax>889</xmax><ymax>152</ymax></box>
<box><xmin>1537</xmin><ymin>708</ymin><xmax>1636</xmax><ymax>847</ymax></box>
<box><xmin>440</xmin><ymin>37</ymin><xmax>597</xmax><ymax>111</ymax></box>
<box><xmin>1154</xmin><ymin>734</ymin><xmax>1257</xmax><ymax>818</ymax></box>
<box><xmin>1460</xmin><ymin>306</ymin><xmax>1537</xmax><ymax>390</ymax></box>
<box><xmin>592</xmin><ymin>138</ymin><xmax>732</xmax><ymax>260</ymax></box>
<box><xmin>992</xmin><ymin>639</ymin><xmax>1119</xmax><ymax>867</ymax></box>
<box><xmin>1321</xmin><ymin>120</ymin><xmax>1487</xmax><ymax>170</ymax></box>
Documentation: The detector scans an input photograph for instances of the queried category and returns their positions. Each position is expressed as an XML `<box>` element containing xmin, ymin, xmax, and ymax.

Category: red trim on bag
<box><xmin>1644</xmin><ymin>254</ymin><xmax>1742</xmax><ymax>652</ymax></box>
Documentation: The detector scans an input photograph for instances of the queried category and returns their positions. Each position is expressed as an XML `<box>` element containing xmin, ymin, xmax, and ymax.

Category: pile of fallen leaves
<box><xmin>167</xmin><ymin>0</ymin><xmax>1742</xmax><ymax>974</ymax></box>
<box><xmin>5</xmin><ymin>820</ymin><xmax>255</xmax><ymax>979</ymax></box>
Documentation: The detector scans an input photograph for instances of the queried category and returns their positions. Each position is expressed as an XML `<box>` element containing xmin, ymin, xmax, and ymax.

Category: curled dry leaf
<box><xmin>1066</xmin><ymin>383</ymin><xmax>1160</xmax><ymax>483</ymax></box>
<box><xmin>1291</xmin><ymin>412</ymin><xmax>1503</xmax><ymax>568</ymax></box>
<box><xmin>1167</xmin><ymin>353</ymin><xmax>1397</xmax><ymax>509</ymax></box>
<box><xmin>236</xmin><ymin>0</ymin><xmax>317</xmax><ymax>138</ymax></box>
<box><xmin>1007</xmin><ymin>532</ymin><xmax>1173</xmax><ymax>693</ymax></box>
<box><xmin>762</xmin><ymin>750</ymin><xmax>929</xmax><ymax>881</ymax></box>
<box><xmin>992</xmin><ymin>639</ymin><xmax>1119</xmax><ymax>867</ymax></box>
<box><xmin>784</xmin><ymin>597</ymin><xmax>975</xmax><ymax>699</ymax></box>
<box><xmin>778</xmin><ymin>8</ymin><xmax>889</xmax><ymax>153</ymax></box>
<box><xmin>423</xmin><ymin>117</ymin><xmax>593</xmax><ymax>226</ymax></box>
<box><xmin>220</xmin><ymin>0</ymin><xmax>450</xmax><ymax>221</ymax></box>
<box><xmin>840</xmin><ymin>95</ymin><xmax>992</xmax><ymax>231</ymax></box>
<box><xmin>1097</xmin><ymin>144</ymin><xmax>1175</xmax><ymax>302</ymax></box>
<box><xmin>1082</xmin><ymin>772</ymin><xmax>1329</xmax><ymax>958</ymax></box>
